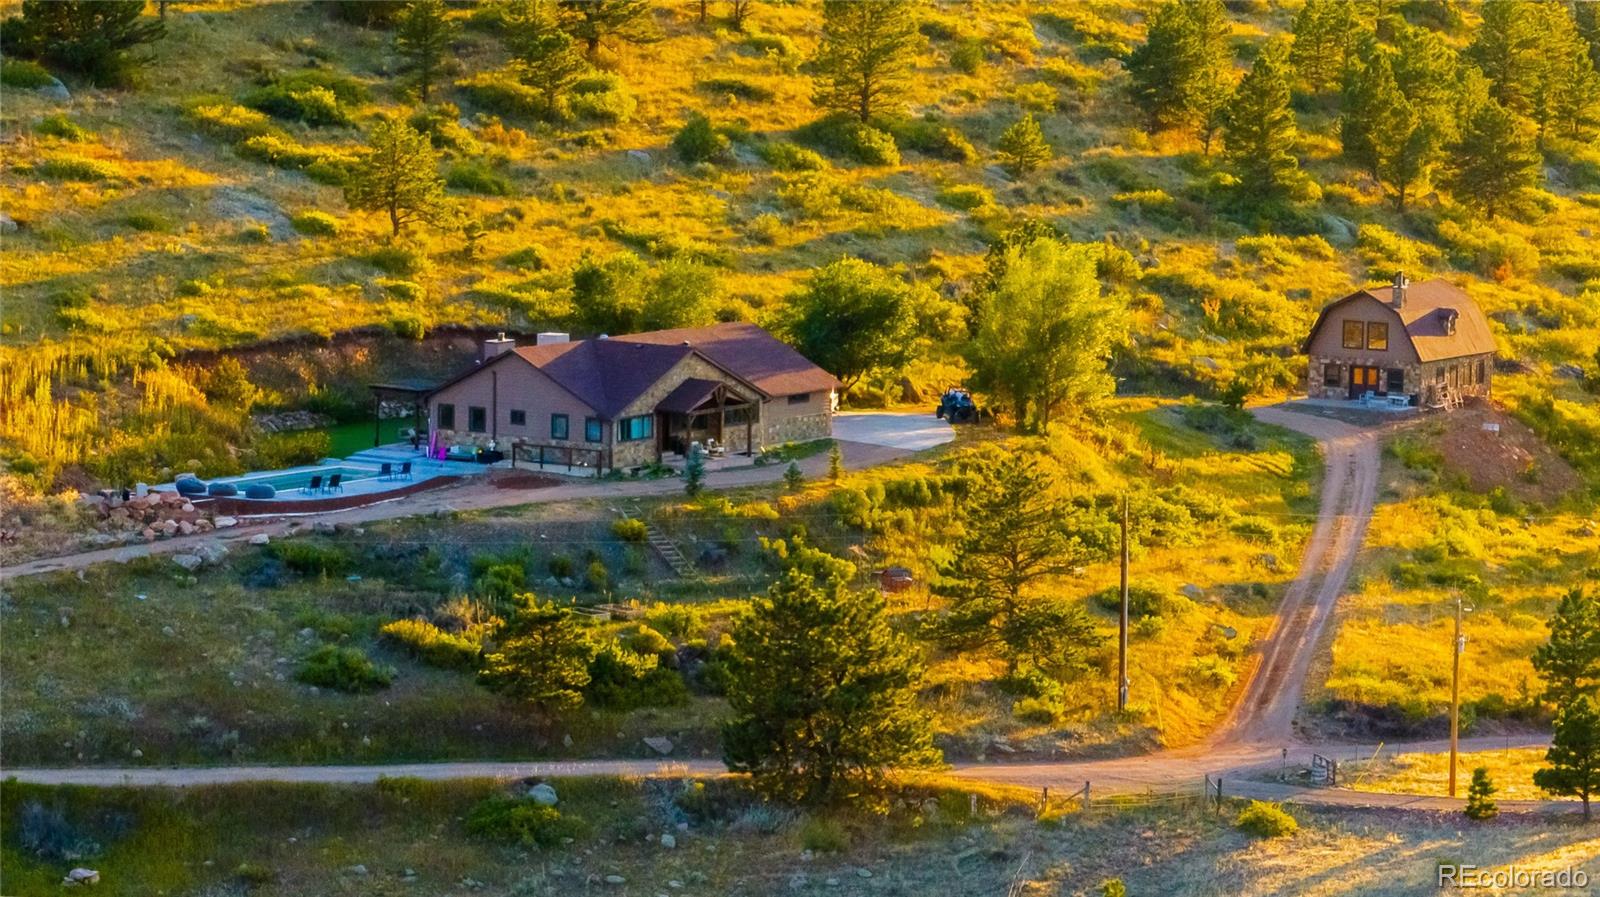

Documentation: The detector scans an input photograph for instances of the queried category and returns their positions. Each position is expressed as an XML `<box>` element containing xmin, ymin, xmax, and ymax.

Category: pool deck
<box><xmin>154</xmin><ymin>444</ymin><xmax>498</xmax><ymax>505</ymax></box>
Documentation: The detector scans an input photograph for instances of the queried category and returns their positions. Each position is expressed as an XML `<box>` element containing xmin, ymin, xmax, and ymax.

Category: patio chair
<box><xmin>399</xmin><ymin>461</ymin><xmax>413</xmax><ymax>480</ymax></box>
<box><xmin>323</xmin><ymin>473</ymin><xmax>343</xmax><ymax>494</ymax></box>
<box><xmin>379</xmin><ymin>462</ymin><xmax>393</xmax><ymax>480</ymax></box>
<box><xmin>302</xmin><ymin>474</ymin><xmax>323</xmax><ymax>495</ymax></box>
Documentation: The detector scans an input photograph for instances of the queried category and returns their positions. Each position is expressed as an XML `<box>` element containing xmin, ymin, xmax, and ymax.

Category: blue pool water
<box><xmin>221</xmin><ymin>464</ymin><xmax>381</xmax><ymax>493</ymax></box>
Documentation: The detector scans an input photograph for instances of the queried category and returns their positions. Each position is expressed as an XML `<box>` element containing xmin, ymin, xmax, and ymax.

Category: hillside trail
<box><xmin>7</xmin><ymin>405</ymin><xmax>1566</xmax><ymax>811</ymax></box>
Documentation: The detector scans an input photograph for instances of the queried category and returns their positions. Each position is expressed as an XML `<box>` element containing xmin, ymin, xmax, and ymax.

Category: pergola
<box><xmin>655</xmin><ymin>378</ymin><xmax>756</xmax><ymax>456</ymax></box>
<box><xmin>367</xmin><ymin>378</ymin><xmax>436</xmax><ymax>448</ymax></box>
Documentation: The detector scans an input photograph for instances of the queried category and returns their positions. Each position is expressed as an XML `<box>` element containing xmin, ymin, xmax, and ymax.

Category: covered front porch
<box><xmin>653</xmin><ymin>378</ymin><xmax>758</xmax><ymax>460</ymax></box>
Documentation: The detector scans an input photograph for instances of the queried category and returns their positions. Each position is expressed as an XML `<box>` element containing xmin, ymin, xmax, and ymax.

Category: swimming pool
<box><xmin>221</xmin><ymin>463</ymin><xmax>383</xmax><ymax>494</ymax></box>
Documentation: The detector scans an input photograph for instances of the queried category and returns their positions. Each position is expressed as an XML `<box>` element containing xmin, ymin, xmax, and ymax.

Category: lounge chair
<box><xmin>323</xmin><ymin>473</ymin><xmax>343</xmax><ymax>494</ymax></box>
<box><xmin>379</xmin><ymin>462</ymin><xmax>393</xmax><ymax>480</ymax></box>
<box><xmin>302</xmin><ymin>474</ymin><xmax>323</xmax><ymax>495</ymax></box>
<box><xmin>399</xmin><ymin>461</ymin><xmax>413</xmax><ymax>480</ymax></box>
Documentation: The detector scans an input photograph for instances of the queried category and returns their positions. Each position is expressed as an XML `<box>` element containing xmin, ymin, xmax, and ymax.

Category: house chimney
<box><xmin>1391</xmin><ymin>271</ymin><xmax>1408</xmax><ymax>309</ymax></box>
<box><xmin>535</xmin><ymin>331</ymin><xmax>570</xmax><ymax>346</ymax></box>
<box><xmin>482</xmin><ymin>332</ymin><xmax>515</xmax><ymax>360</ymax></box>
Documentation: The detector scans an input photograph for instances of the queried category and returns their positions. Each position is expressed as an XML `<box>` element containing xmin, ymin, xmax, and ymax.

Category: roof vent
<box><xmin>1441</xmin><ymin>308</ymin><xmax>1458</xmax><ymax>335</ymax></box>
<box><xmin>681</xmin><ymin>340</ymin><xmax>692</xmax><ymax>346</ymax></box>
<box><xmin>1391</xmin><ymin>271</ymin><xmax>1408</xmax><ymax>309</ymax></box>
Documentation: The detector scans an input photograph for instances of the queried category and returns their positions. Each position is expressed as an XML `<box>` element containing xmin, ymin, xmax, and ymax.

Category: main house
<box><xmin>1302</xmin><ymin>273</ymin><xmax>1497</xmax><ymax>408</ymax></box>
<box><xmin>425</xmin><ymin>322</ymin><xmax>839</xmax><ymax>471</ymax></box>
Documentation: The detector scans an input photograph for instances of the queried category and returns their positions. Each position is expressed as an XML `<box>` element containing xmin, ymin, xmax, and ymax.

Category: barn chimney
<box><xmin>1390</xmin><ymin>271</ymin><xmax>1408</xmax><ymax>309</ymax></box>
<box><xmin>482</xmin><ymin>332</ymin><xmax>515</xmax><ymax>360</ymax></box>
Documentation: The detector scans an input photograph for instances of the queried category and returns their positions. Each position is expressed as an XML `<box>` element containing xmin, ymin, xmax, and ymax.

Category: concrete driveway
<box><xmin>833</xmin><ymin>411</ymin><xmax>955</xmax><ymax>451</ymax></box>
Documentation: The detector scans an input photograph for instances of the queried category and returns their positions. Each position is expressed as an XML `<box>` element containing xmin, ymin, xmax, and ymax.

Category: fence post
<box><xmin>1083</xmin><ymin>781</ymin><xmax>1091</xmax><ymax>811</ymax></box>
<box><xmin>1215</xmin><ymin>776</ymin><xmax>1224</xmax><ymax>815</ymax></box>
<box><xmin>1039</xmin><ymin>786</ymin><xmax>1049</xmax><ymax>816</ymax></box>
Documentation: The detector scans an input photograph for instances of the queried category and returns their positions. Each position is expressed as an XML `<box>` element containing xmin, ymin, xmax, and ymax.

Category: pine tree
<box><xmin>556</xmin><ymin>0</ymin><xmax>658</xmax><ymax>57</ymax></box>
<box><xmin>1341</xmin><ymin>44</ymin><xmax>1434</xmax><ymax>209</ymax></box>
<box><xmin>783</xmin><ymin>461</ymin><xmax>804</xmax><ymax>492</ymax></box>
<box><xmin>2</xmin><ymin>0</ymin><xmax>165</xmax><ymax>86</ymax></box>
<box><xmin>1532</xmin><ymin>587</ymin><xmax>1600</xmax><ymax>709</ymax></box>
<box><xmin>810</xmin><ymin>0</ymin><xmax>919</xmax><ymax>122</ymax></box>
<box><xmin>344</xmin><ymin>119</ymin><xmax>451</xmax><ymax>237</ymax></box>
<box><xmin>721</xmin><ymin>568</ymin><xmax>940</xmax><ymax>803</ymax></box>
<box><xmin>1464</xmin><ymin>767</ymin><xmax>1498</xmax><ymax>820</ymax></box>
<box><xmin>1534</xmin><ymin>694</ymin><xmax>1600</xmax><ymax>820</ymax></box>
<box><xmin>1127</xmin><ymin>0</ymin><xmax>1234</xmax><ymax>139</ymax></box>
<box><xmin>683</xmin><ymin>444</ymin><xmax>706</xmax><ymax>496</ymax></box>
<box><xmin>1222</xmin><ymin>44</ymin><xmax>1301</xmax><ymax>199</ymax></box>
<box><xmin>828</xmin><ymin>443</ymin><xmax>843</xmax><ymax>482</ymax></box>
<box><xmin>394</xmin><ymin>0</ymin><xmax>457</xmax><ymax>103</ymax></box>
<box><xmin>504</xmin><ymin>0</ymin><xmax>587</xmax><ymax>118</ymax></box>
<box><xmin>478</xmin><ymin>601</ymin><xmax>597</xmax><ymax>714</ymax></box>
<box><xmin>1468</xmin><ymin>0</ymin><xmax>1545</xmax><ymax>118</ymax></box>
<box><xmin>1442</xmin><ymin>93</ymin><xmax>1541</xmax><ymax>218</ymax></box>
<box><xmin>995</xmin><ymin>113</ymin><xmax>1053</xmax><ymax>175</ymax></box>
<box><xmin>1534</xmin><ymin>9</ymin><xmax>1600</xmax><ymax>142</ymax></box>
<box><xmin>934</xmin><ymin>451</ymin><xmax>1103</xmax><ymax>675</ymax></box>
<box><xmin>1577</xmin><ymin>1</ymin><xmax>1600</xmax><ymax>71</ymax></box>
<box><xmin>728</xmin><ymin>0</ymin><xmax>754</xmax><ymax>32</ymax></box>
<box><xmin>1289</xmin><ymin>0</ymin><xmax>1355</xmax><ymax>95</ymax></box>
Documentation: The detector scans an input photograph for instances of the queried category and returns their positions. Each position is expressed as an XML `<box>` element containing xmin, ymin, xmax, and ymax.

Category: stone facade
<box><xmin>1304</xmin><ymin>290</ymin><xmax>1494</xmax><ymax>405</ymax></box>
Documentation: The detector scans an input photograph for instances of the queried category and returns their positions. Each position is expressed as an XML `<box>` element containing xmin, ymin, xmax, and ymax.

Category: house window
<box><xmin>1386</xmin><ymin>368</ymin><xmax>1405</xmax><ymax>393</ymax></box>
<box><xmin>1477</xmin><ymin>360</ymin><xmax>1486</xmax><ymax>383</ymax></box>
<box><xmin>1342</xmin><ymin>320</ymin><xmax>1364</xmax><ymax>349</ymax></box>
<box><xmin>467</xmin><ymin>406</ymin><xmax>487</xmax><ymax>433</ymax></box>
<box><xmin>619</xmin><ymin>415</ymin><xmax>653</xmax><ymax>441</ymax></box>
<box><xmin>1366</xmin><ymin>321</ymin><xmax>1388</xmax><ymax>351</ymax></box>
<box><xmin>436</xmin><ymin>403</ymin><xmax>455</xmax><ymax>429</ymax></box>
<box><xmin>1322</xmin><ymin>364</ymin><xmax>1341</xmax><ymax>388</ymax></box>
<box><xmin>585</xmin><ymin>417</ymin><xmax>604</xmax><ymax>443</ymax></box>
<box><xmin>550</xmin><ymin>413</ymin><xmax>569</xmax><ymax>441</ymax></box>
<box><xmin>788</xmin><ymin>392</ymin><xmax>811</xmax><ymax>405</ymax></box>
<box><xmin>509</xmin><ymin>409</ymin><xmax>526</xmax><ymax>426</ymax></box>
<box><xmin>725</xmin><ymin>405</ymin><xmax>753</xmax><ymax>425</ymax></box>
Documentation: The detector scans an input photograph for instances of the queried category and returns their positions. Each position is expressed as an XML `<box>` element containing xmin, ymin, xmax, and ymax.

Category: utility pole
<box><xmin>1448</xmin><ymin>594</ymin><xmax>1466</xmax><ymax>797</ymax></box>
<box><xmin>1118</xmin><ymin>493</ymin><xmax>1130</xmax><ymax>713</ymax></box>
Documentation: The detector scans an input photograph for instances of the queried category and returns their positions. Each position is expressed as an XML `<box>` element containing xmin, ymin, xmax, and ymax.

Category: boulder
<box><xmin>0</xmin><ymin>212</ymin><xmax>17</xmax><ymax>234</ymax></box>
<box><xmin>344</xmin><ymin>864</ymin><xmax>368</xmax><ymax>877</ymax></box>
<box><xmin>312</xmin><ymin>521</ymin><xmax>337</xmax><ymax>535</ymax></box>
<box><xmin>659</xmin><ymin>833</ymin><xmax>676</xmax><ymax>849</ymax></box>
<box><xmin>1180</xmin><ymin>584</ymin><xmax>1205</xmax><ymax>601</ymax></box>
<box><xmin>63</xmin><ymin>868</ymin><xmax>100</xmax><ymax>886</ymax></box>
<box><xmin>214</xmin><ymin>516</ymin><xmax>238</xmax><ymax>528</ymax></box>
<box><xmin>172</xmin><ymin>554</ymin><xmax>205</xmax><ymax>572</ymax></box>
<box><xmin>528</xmin><ymin>782</ymin><xmax>559</xmax><ymax>806</ymax></box>
<box><xmin>194</xmin><ymin>541</ymin><xmax>230</xmax><ymax>565</ymax></box>
<box><xmin>159</xmin><ymin>519</ymin><xmax>179</xmax><ymax>536</ymax></box>
<box><xmin>178</xmin><ymin>520</ymin><xmax>196</xmax><ymax>535</ymax></box>
<box><xmin>642</xmin><ymin>736</ymin><xmax>675</xmax><ymax>756</ymax></box>
<box><xmin>248</xmin><ymin>533</ymin><xmax>271</xmax><ymax>546</ymax></box>
<box><xmin>39</xmin><ymin>77</ymin><xmax>71</xmax><ymax>102</ymax></box>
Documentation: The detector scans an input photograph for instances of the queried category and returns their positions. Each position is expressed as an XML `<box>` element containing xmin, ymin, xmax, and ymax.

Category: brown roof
<box><xmin>655</xmin><ymin>377</ymin><xmax>727</xmax><ymax>414</ymax></box>
<box><xmin>512</xmin><ymin>339</ymin><xmax>692</xmax><ymax>418</ymax></box>
<box><xmin>611</xmin><ymin>322</ymin><xmax>841</xmax><ymax>397</ymax></box>
<box><xmin>1304</xmin><ymin>278</ymin><xmax>1497</xmax><ymax>362</ymax></box>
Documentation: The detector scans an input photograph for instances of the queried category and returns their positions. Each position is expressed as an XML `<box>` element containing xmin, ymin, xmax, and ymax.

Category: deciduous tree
<box><xmin>722</xmin><ymin>568</ymin><xmax>940</xmax><ymax>803</ymax></box>
<box><xmin>810</xmin><ymin>0</ymin><xmax>919</xmax><ymax>122</ymax></box>
<box><xmin>779</xmin><ymin>257</ymin><xmax>922</xmax><ymax>391</ymax></box>
<box><xmin>967</xmin><ymin>239</ymin><xmax>1128</xmax><ymax>430</ymax></box>
<box><xmin>394</xmin><ymin>0</ymin><xmax>457</xmax><ymax>103</ymax></box>
<box><xmin>344</xmin><ymin>119</ymin><xmax>451</xmax><ymax>237</ymax></box>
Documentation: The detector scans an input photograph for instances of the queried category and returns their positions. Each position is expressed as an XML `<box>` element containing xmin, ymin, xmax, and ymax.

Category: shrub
<box><xmin>456</xmin><ymin>72</ymin><xmax>544</xmax><ymax>118</ymax></box>
<box><xmin>585</xmin><ymin>641</ymin><xmax>689</xmax><ymax>709</ymax></box>
<box><xmin>937</xmin><ymin>183</ymin><xmax>994</xmax><ymax>211</ymax></box>
<box><xmin>296</xmin><ymin>645</ymin><xmax>394</xmax><ymax>692</ymax></box>
<box><xmin>949</xmin><ymin>39</ymin><xmax>985</xmax><ymax>73</ymax></box>
<box><xmin>622</xmin><ymin>624</ymin><xmax>673</xmax><ymax>656</ymax></box>
<box><xmin>742</xmin><ymin>30</ymin><xmax>797</xmax><ymax>57</ymax></box>
<box><xmin>612</xmin><ymin>518</ymin><xmax>649</xmax><ymax>543</ymax></box>
<box><xmin>503</xmin><ymin>245</ymin><xmax>550</xmax><ymax>270</ymax></box>
<box><xmin>673</xmin><ymin>112</ymin><xmax>731</xmax><ymax>164</ymax></box>
<box><xmin>447</xmin><ymin>161</ymin><xmax>511</xmax><ymax>195</ymax></box>
<box><xmin>466</xmin><ymin>796</ymin><xmax>585</xmax><ymax>847</ymax></box>
<box><xmin>570</xmin><ymin>73</ymin><xmax>636</xmax><ymax>124</ymax></box>
<box><xmin>884</xmin><ymin>117</ymin><xmax>977</xmax><ymax>163</ymax></box>
<box><xmin>187</xmin><ymin>103</ymin><xmax>275</xmax><ymax>141</ymax></box>
<box><xmin>35</xmin><ymin>114</ymin><xmax>89</xmax><ymax>141</ymax></box>
<box><xmin>1</xmin><ymin>58</ymin><xmax>55</xmax><ymax>89</ymax></box>
<box><xmin>585</xmin><ymin>558</ymin><xmax>609</xmax><ymax>592</ymax></box>
<box><xmin>698</xmin><ymin>76</ymin><xmax>775</xmax><ymax>102</ymax></box>
<box><xmin>799</xmin><ymin>816</ymin><xmax>850</xmax><ymax>853</ymax></box>
<box><xmin>120</xmin><ymin>210</ymin><xmax>171</xmax><ymax>232</ymax></box>
<box><xmin>271</xmin><ymin>541</ymin><xmax>351</xmax><ymax>577</ymax></box>
<box><xmin>243</xmin><ymin>83</ymin><xmax>351</xmax><ymax>126</ymax></box>
<box><xmin>381</xmin><ymin>618</ymin><xmax>485</xmax><ymax>670</ymax></box>
<box><xmin>235</xmin><ymin>134</ymin><xmax>326</xmax><ymax>170</ymax></box>
<box><xmin>1234</xmin><ymin>801</ymin><xmax>1298</xmax><ymax>838</ymax></box>
<box><xmin>247</xmin><ymin>431</ymin><xmax>330</xmax><ymax>470</ymax></box>
<box><xmin>291</xmin><ymin>210</ymin><xmax>342</xmax><ymax>236</ymax></box>
<box><xmin>1229</xmin><ymin>515</ymin><xmax>1279</xmax><ymax>544</ymax></box>
<box><xmin>36</xmin><ymin>155</ymin><xmax>114</xmax><ymax>181</ymax></box>
<box><xmin>1014</xmin><ymin>695</ymin><xmax>1064</xmax><ymax>724</ymax></box>
<box><xmin>796</xmin><ymin>114</ymin><xmax>900</xmax><ymax>166</ymax></box>
<box><xmin>1090</xmin><ymin>585</ymin><xmax>1171</xmax><ymax>619</ymax></box>
<box><xmin>759</xmin><ymin>141</ymin><xmax>828</xmax><ymax>172</ymax></box>
<box><xmin>17</xmin><ymin>801</ymin><xmax>98</xmax><ymax>861</ymax></box>
<box><xmin>363</xmin><ymin>244</ymin><xmax>428</xmax><ymax>276</ymax></box>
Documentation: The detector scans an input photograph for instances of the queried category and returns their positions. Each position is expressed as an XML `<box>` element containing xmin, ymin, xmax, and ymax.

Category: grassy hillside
<box><xmin>2</xmin><ymin>0</ymin><xmax>1599</xmax><ymax>494</ymax></box>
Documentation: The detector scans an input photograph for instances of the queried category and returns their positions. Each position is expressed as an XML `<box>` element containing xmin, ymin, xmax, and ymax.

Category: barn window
<box><xmin>1477</xmin><ymin>360</ymin><xmax>1486</xmax><ymax>383</ymax></box>
<box><xmin>1366</xmin><ymin>322</ymin><xmax>1388</xmax><ymax>351</ymax></box>
<box><xmin>1342</xmin><ymin>320</ymin><xmax>1364</xmax><ymax>349</ymax></box>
